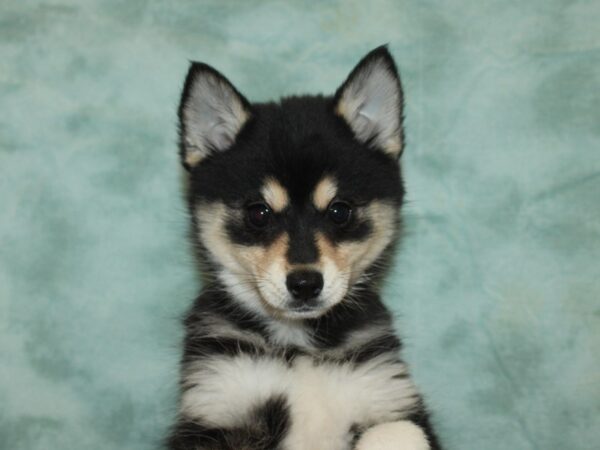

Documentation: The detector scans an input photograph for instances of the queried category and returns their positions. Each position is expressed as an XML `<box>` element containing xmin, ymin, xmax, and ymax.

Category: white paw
<box><xmin>354</xmin><ymin>421</ymin><xmax>430</xmax><ymax>450</ymax></box>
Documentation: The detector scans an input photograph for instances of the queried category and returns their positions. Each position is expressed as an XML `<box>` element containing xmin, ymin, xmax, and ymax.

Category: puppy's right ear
<box><xmin>178</xmin><ymin>63</ymin><xmax>251</xmax><ymax>169</ymax></box>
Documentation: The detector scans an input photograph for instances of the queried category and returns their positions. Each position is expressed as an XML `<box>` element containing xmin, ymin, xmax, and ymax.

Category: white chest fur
<box><xmin>181</xmin><ymin>353</ymin><xmax>419</xmax><ymax>450</ymax></box>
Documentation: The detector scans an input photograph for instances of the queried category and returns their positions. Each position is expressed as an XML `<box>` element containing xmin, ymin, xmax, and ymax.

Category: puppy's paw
<box><xmin>354</xmin><ymin>421</ymin><xmax>430</xmax><ymax>450</ymax></box>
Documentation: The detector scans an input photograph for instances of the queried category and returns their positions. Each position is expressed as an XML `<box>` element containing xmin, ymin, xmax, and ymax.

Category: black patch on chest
<box><xmin>307</xmin><ymin>289</ymin><xmax>391</xmax><ymax>349</ymax></box>
<box><xmin>186</xmin><ymin>287</ymin><xmax>269</xmax><ymax>338</ymax></box>
<box><xmin>347</xmin><ymin>333</ymin><xmax>402</xmax><ymax>364</ymax></box>
<box><xmin>182</xmin><ymin>335</ymin><xmax>265</xmax><ymax>364</ymax></box>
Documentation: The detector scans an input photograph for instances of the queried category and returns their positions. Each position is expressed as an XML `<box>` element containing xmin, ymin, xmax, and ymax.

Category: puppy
<box><xmin>167</xmin><ymin>46</ymin><xmax>443</xmax><ymax>450</ymax></box>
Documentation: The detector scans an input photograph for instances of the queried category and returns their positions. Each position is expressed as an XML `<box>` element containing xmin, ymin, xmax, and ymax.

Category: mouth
<box><xmin>258</xmin><ymin>294</ymin><xmax>330</xmax><ymax>320</ymax></box>
<box><xmin>278</xmin><ymin>305</ymin><xmax>328</xmax><ymax>320</ymax></box>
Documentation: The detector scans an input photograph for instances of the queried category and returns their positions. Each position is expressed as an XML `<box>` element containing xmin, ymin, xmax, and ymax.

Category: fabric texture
<box><xmin>1</xmin><ymin>1</ymin><xmax>599</xmax><ymax>449</ymax></box>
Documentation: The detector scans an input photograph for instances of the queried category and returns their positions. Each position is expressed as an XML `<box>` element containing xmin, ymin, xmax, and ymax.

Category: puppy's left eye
<box><xmin>327</xmin><ymin>201</ymin><xmax>352</xmax><ymax>225</ymax></box>
<box><xmin>246</xmin><ymin>203</ymin><xmax>272</xmax><ymax>228</ymax></box>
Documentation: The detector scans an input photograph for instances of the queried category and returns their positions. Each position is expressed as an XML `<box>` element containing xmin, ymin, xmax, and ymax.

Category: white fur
<box><xmin>336</xmin><ymin>58</ymin><xmax>402</xmax><ymax>157</ymax></box>
<box><xmin>257</xmin><ymin>253</ymin><xmax>291</xmax><ymax>310</ymax></box>
<box><xmin>219</xmin><ymin>268</ymin><xmax>268</xmax><ymax>317</ymax></box>
<box><xmin>355</xmin><ymin>421</ymin><xmax>430</xmax><ymax>450</ymax></box>
<box><xmin>320</xmin><ymin>256</ymin><xmax>351</xmax><ymax>310</ymax></box>
<box><xmin>181</xmin><ymin>354</ymin><xmax>419</xmax><ymax>450</ymax></box>
<box><xmin>265</xmin><ymin>318</ymin><xmax>314</xmax><ymax>348</ymax></box>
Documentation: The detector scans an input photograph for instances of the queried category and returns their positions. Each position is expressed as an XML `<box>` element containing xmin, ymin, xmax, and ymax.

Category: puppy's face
<box><xmin>179</xmin><ymin>47</ymin><xmax>405</xmax><ymax>319</ymax></box>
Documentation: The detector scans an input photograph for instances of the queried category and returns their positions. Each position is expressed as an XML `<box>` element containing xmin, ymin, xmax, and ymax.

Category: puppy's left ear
<box><xmin>178</xmin><ymin>63</ymin><xmax>251</xmax><ymax>169</ymax></box>
<box><xmin>334</xmin><ymin>46</ymin><xmax>404</xmax><ymax>158</ymax></box>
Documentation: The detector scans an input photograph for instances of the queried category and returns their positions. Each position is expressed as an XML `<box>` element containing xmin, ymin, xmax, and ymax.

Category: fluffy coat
<box><xmin>167</xmin><ymin>46</ymin><xmax>442</xmax><ymax>450</ymax></box>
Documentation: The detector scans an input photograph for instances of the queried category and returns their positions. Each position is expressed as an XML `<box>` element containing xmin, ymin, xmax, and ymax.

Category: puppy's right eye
<box><xmin>246</xmin><ymin>203</ymin><xmax>272</xmax><ymax>228</ymax></box>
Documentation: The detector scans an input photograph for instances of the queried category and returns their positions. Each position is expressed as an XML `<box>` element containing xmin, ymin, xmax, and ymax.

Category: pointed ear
<box><xmin>178</xmin><ymin>63</ymin><xmax>251</xmax><ymax>169</ymax></box>
<box><xmin>334</xmin><ymin>46</ymin><xmax>404</xmax><ymax>158</ymax></box>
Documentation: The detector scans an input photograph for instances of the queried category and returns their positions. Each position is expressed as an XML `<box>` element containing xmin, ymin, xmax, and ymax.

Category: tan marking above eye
<box><xmin>261</xmin><ymin>177</ymin><xmax>289</xmax><ymax>213</ymax></box>
<box><xmin>312</xmin><ymin>176</ymin><xmax>338</xmax><ymax>210</ymax></box>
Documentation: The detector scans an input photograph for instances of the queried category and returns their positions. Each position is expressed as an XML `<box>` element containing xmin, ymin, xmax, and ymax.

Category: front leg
<box><xmin>168</xmin><ymin>349</ymin><xmax>294</xmax><ymax>450</ymax></box>
<box><xmin>354</xmin><ymin>407</ymin><xmax>443</xmax><ymax>450</ymax></box>
<box><xmin>167</xmin><ymin>395</ymin><xmax>289</xmax><ymax>450</ymax></box>
<box><xmin>354</xmin><ymin>421</ymin><xmax>430</xmax><ymax>450</ymax></box>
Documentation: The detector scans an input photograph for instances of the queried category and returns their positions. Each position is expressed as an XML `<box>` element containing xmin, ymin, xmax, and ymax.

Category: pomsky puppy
<box><xmin>167</xmin><ymin>46</ymin><xmax>442</xmax><ymax>450</ymax></box>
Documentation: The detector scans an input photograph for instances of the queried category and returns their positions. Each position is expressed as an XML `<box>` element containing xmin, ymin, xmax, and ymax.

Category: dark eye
<box><xmin>246</xmin><ymin>203</ymin><xmax>272</xmax><ymax>228</ymax></box>
<box><xmin>327</xmin><ymin>201</ymin><xmax>352</xmax><ymax>225</ymax></box>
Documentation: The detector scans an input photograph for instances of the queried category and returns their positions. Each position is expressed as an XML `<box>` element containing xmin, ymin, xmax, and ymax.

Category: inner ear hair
<box><xmin>334</xmin><ymin>46</ymin><xmax>404</xmax><ymax>158</ymax></box>
<box><xmin>178</xmin><ymin>63</ymin><xmax>251</xmax><ymax>169</ymax></box>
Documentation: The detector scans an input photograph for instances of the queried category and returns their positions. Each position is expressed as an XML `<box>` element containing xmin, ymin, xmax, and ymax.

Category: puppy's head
<box><xmin>179</xmin><ymin>46</ymin><xmax>405</xmax><ymax>320</ymax></box>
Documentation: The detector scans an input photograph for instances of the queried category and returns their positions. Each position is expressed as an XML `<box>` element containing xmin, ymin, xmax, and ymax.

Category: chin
<box><xmin>261</xmin><ymin>297</ymin><xmax>330</xmax><ymax>321</ymax></box>
<box><xmin>278</xmin><ymin>307</ymin><xmax>329</xmax><ymax>321</ymax></box>
<box><xmin>261</xmin><ymin>291</ymin><xmax>347</xmax><ymax>321</ymax></box>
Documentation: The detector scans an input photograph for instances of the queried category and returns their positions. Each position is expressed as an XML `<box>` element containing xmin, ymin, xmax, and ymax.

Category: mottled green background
<box><xmin>1</xmin><ymin>1</ymin><xmax>599</xmax><ymax>449</ymax></box>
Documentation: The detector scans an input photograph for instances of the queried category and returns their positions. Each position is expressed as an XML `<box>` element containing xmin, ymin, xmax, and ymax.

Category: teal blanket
<box><xmin>1</xmin><ymin>1</ymin><xmax>598</xmax><ymax>449</ymax></box>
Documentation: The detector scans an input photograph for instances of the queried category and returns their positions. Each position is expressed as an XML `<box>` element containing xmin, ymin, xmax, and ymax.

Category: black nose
<box><xmin>286</xmin><ymin>270</ymin><xmax>323</xmax><ymax>302</ymax></box>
